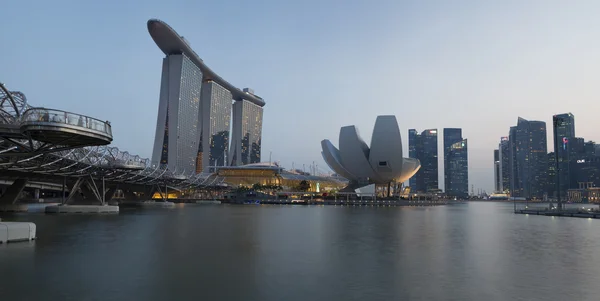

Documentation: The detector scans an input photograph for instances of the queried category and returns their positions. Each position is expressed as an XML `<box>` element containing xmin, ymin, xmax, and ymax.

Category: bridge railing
<box><xmin>21</xmin><ymin>108</ymin><xmax>113</xmax><ymax>137</ymax></box>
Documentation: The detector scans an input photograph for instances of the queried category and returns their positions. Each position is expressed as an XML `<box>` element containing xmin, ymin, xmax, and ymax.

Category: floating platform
<box><xmin>0</xmin><ymin>203</ymin><xmax>61</xmax><ymax>213</ymax></box>
<box><xmin>138</xmin><ymin>201</ymin><xmax>176</xmax><ymax>208</ymax></box>
<box><xmin>0</xmin><ymin>222</ymin><xmax>36</xmax><ymax>243</ymax></box>
<box><xmin>45</xmin><ymin>205</ymin><xmax>119</xmax><ymax>214</ymax></box>
<box><xmin>515</xmin><ymin>209</ymin><xmax>600</xmax><ymax>219</ymax></box>
<box><xmin>0</xmin><ymin>204</ymin><xmax>29</xmax><ymax>213</ymax></box>
<box><xmin>195</xmin><ymin>200</ymin><xmax>221</xmax><ymax>204</ymax></box>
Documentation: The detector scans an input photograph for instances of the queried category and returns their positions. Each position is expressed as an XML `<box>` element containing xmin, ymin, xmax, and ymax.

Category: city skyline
<box><xmin>4</xmin><ymin>0</ymin><xmax>600</xmax><ymax>193</ymax></box>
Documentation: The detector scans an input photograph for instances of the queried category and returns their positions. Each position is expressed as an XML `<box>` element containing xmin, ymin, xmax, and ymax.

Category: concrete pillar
<box><xmin>0</xmin><ymin>178</ymin><xmax>29</xmax><ymax>205</ymax></box>
<box><xmin>104</xmin><ymin>186</ymin><xmax>117</xmax><ymax>202</ymax></box>
<box><xmin>34</xmin><ymin>188</ymin><xmax>40</xmax><ymax>200</ymax></box>
<box><xmin>80</xmin><ymin>185</ymin><xmax>102</xmax><ymax>204</ymax></box>
<box><xmin>64</xmin><ymin>177</ymin><xmax>84</xmax><ymax>204</ymax></box>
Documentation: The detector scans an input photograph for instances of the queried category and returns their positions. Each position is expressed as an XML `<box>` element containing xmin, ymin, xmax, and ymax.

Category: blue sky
<box><xmin>2</xmin><ymin>0</ymin><xmax>600</xmax><ymax>193</ymax></box>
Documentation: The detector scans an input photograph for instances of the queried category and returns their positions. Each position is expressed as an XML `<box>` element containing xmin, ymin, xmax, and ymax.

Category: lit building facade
<box><xmin>553</xmin><ymin>113</ymin><xmax>575</xmax><ymax>198</ymax></box>
<box><xmin>408</xmin><ymin>129</ymin><xmax>418</xmax><ymax>189</ymax></box>
<box><xmin>446</xmin><ymin>139</ymin><xmax>468</xmax><ymax>198</ymax></box>
<box><xmin>199</xmin><ymin>80</ymin><xmax>232</xmax><ymax>172</ymax></box>
<box><xmin>443</xmin><ymin>128</ymin><xmax>463</xmax><ymax>194</ymax></box>
<box><xmin>494</xmin><ymin>149</ymin><xmax>500</xmax><ymax>193</ymax></box>
<box><xmin>151</xmin><ymin>54</ymin><xmax>203</xmax><ymax>173</ymax></box>
<box><xmin>547</xmin><ymin>152</ymin><xmax>557</xmax><ymax>198</ymax></box>
<box><xmin>230</xmin><ymin>99</ymin><xmax>263</xmax><ymax>166</ymax></box>
<box><xmin>508</xmin><ymin>126</ymin><xmax>520</xmax><ymax>196</ymax></box>
<box><xmin>513</xmin><ymin>117</ymin><xmax>547</xmax><ymax>199</ymax></box>
<box><xmin>409</xmin><ymin>129</ymin><xmax>438</xmax><ymax>192</ymax></box>
<box><xmin>498</xmin><ymin>137</ymin><xmax>510</xmax><ymax>193</ymax></box>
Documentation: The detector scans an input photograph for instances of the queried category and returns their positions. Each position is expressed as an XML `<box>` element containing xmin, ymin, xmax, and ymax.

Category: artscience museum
<box><xmin>321</xmin><ymin>115</ymin><xmax>420</xmax><ymax>193</ymax></box>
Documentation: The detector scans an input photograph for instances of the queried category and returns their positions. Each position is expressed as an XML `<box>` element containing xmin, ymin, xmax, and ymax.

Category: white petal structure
<box><xmin>321</xmin><ymin>140</ymin><xmax>355</xmax><ymax>181</ymax></box>
<box><xmin>321</xmin><ymin>115</ymin><xmax>420</xmax><ymax>187</ymax></box>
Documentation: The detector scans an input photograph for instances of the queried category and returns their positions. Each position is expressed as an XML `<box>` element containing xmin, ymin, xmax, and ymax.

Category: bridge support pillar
<box><xmin>144</xmin><ymin>185</ymin><xmax>157</xmax><ymax>200</ymax></box>
<box><xmin>104</xmin><ymin>186</ymin><xmax>117</xmax><ymax>202</ymax></box>
<box><xmin>64</xmin><ymin>176</ymin><xmax>105</xmax><ymax>205</ymax></box>
<box><xmin>0</xmin><ymin>178</ymin><xmax>29</xmax><ymax>205</ymax></box>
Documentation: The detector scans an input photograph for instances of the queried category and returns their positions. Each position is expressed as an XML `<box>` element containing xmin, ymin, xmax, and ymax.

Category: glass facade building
<box><xmin>446</xmin><ymin>139</ymin><xmax>469</xmax><ymax>198</ymax></box>
<box><xmin>547</xmin><ymin>152</ymin><xmax>556</xmax><ymax>198</ymax></box>
<box><xmin>508</xmin><ymin>126</ymin><xmax>520</xmax><ymax>196</ymax></box>
<box><xmin>570</xmin><ymin>156</ymin><xmax>600</xmax><ymax>188</ymax></box>
<box><xmin>553</xmin><ymin>113</ymin><xmax>575</xmax><ymax>198</ymax></box>
<box><xmin>230</xmin><ymin>100</ymin><xmax>263</xmax><ymax>166</ymax></box>
<box><xmin>408</xmin><ymin>129</ymin><xmax>438</xmax><ymax>192</ymax></box>
<box><xmin>443</xmin><ymin>128</ymin><xmax>463</xmax><ymax>194</ymax></box>
<box><xmin>198</xmin><ymin>80</ymin><xmax>232</xmax><ymax>172</ymax></box>
<box><xmin>494</xmin><ymin>149</ymin><xmax>500</xmax><ymax>193</ymax></box>
<box><xmin>151</xmin><ymin>54</ymin><xmax>203</xmax><ymax>174</ymax></box>
<box><xmin>408</xmin><ymin>129</ymin><xmax>418</xmax><ymax>189</ymax></box>
<box><xmin>499</xmin><ymin>137</ymin><xmax>510</xmax><ymax>193</ymax></box>
<box><xmin>513</xmin><ymin>118</ymin><xmax>547</xmax><ymax>199</ymax></box>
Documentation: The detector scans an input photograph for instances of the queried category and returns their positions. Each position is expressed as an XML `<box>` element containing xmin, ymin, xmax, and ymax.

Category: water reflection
<box><xmin>1</xmin><ymin>203</ymin><xmax>600</xmax><ymax>301</ymax></box>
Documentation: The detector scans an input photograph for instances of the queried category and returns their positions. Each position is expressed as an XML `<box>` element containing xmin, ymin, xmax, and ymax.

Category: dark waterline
<box><xmin>1</xmin><ymin>203</ymin><xmax>600</xmax><ymax>301</ymax></box>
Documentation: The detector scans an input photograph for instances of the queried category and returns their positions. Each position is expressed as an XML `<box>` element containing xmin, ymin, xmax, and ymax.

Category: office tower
<box><xmin>567</xmin><ymin>140</ymin><xmax>600</xmax><ymax>190</ymax></box>
<box><xmin>409</xmin><ymin>129</ymin><xmax>438</xmax><ymax>192</ymax></box>
<box><xmin>494</xmin><ymin>149</ymin><xmax>500</xmax><ymax>193</ymax></box>
<box><xmin>198</xmin><ymin>80</ymin><xmax>232</xmax><ymax>172</ymax></box>
<box><xmin>444</xmin><ymin>128</ymin><xmax>463</xmax><ymax>193</ymax></box>
<box><xmin>230</xmin><ymin>99</ymin><xmax>263</xmax><ymax>166</ymax></box>
<box><xmin>570</xmin><ymin>156</ymin><xmax>600</xmax><ymax>188</ymax></box>
<box><xmin>148</xmin><ymin>19</ymin><xmax>266</xmax><ymax>174</ymax></box>
<box><xmin>514</xmin><ymin>117</ymin><xmax>548</xmax><ymax>199</ymax></box>
<box><xmin>446</xmin><ymin>139</ymin><xmax>469</xmax><ymax>198</ymax></box>
<box><xmin>595</xmin><ymin>144</ymin><xmax>600</xmax><ymax>156</ymax></box>
<box><xmin>584</xmin><ymin>141</ymin><xmax>596</xmax><ymax>157</ymax></box>
<box><xmin>498</xmin><ymin>137</ymin><xmax>510</xmax><ymax>192</ymax></box>
<box><xmin>508</xmin><ymin>126</ymin><xmax>519</xmax><ymax>196</ymax></box>
<box><xmin>547</xmin><ymin>152</ymin><xmax>556</xmax><ymax>198</ymax></box>
<box><xmin>151</xmin><ymin>54</ymin><xmax>203</xmax><ymax>173</ymax></box>
<box><xmin>408</xmin><ymin>129</ymin><xmax>419</xmax><ymax>189</ymax></box>
<box><xmin>553</xmin><ymin>113</ymin><xmax>575</xmax><ymax>198</ymax></box>
<box><xmin>421</xmin><ymin>129</ymin><xmax>438</xmax><ymax>192</ymax></box>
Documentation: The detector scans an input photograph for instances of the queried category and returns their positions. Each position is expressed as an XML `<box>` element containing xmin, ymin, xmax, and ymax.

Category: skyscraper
<box><xmin>513</xmin><ymin>117</ymin><xmax>547</xmax><ymax>199</ymax></box>
<box><xmin>444</xmin><ymin>128</ymin><xmax>463</xmax><ymax>194</ymax></box>
<box><xmin>151</xmin><ymin>54</ymin><xmax>203</xmax><ymax>174</ymax></box>
<box><xmin>408</xmin><ymin>129</ymin><xmax>419</xmax><ymax>189</ymax></box>
<box><xmin>198</xmin><ymin>80</ymin><xmax>232</xmax><ymax>172</ymax></box>
<box><xmin>547</xmin><ymin>152</ymin><xmax>556</xmax><ymax>198</ymax></box>
<box><xmin>499</xmin><ymin>137</ymin><xmax>510</xmax><ymax>193</ymax></box>
<box><xmin>447</xmin><ymin>139</ymin><xmax>468</xmax><ymax>198</ymax></box>
<box><xmin>553</xmin><ymin>113</ymin><xmax>575</xmax><ymax>198</ymax></box>
<box><xmin>508</xmin><ymin>126</ymin><xmax>520</xmax><ymax>196</ymax></box>
<box><xmin>408</xmin><ymin>129</ymin><xmax>438</xmax><ymax>192</ymax></box>
<box><xmin>494</xmin><ymin>149</ymin><xmax>500</xmax><ymax>193</ymax></box>
<box><xmin>147</xmin><ymin>19</ymin><xmax>265</xmax><ymax>174</ymax></box>
<box><xmin>230</xmin><ymin>99</ymin><xmax>263</xmax><ymax>166</ymax></box>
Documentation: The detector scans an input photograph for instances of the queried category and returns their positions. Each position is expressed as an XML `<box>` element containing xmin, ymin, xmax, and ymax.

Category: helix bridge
<box><xmin>0</xmin><ymin>82</ymin><xmax>224</xmax><ymax>204</ymax></box>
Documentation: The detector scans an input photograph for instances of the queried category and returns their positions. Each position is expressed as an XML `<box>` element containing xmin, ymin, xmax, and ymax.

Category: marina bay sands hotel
<box><xmin>147</xmin><ymin>19</ymin><xmax>265</xmax><ymax>174</ymax></box>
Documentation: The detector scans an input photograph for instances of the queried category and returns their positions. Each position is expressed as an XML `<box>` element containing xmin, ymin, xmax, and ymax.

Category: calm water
<box><xmin>1</xmin><ymin>202</ymin><xmax>600</xmax><ymax>301</ymax></box>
